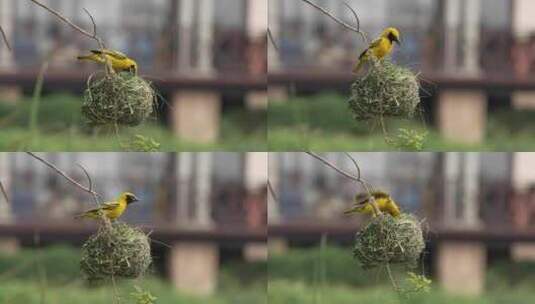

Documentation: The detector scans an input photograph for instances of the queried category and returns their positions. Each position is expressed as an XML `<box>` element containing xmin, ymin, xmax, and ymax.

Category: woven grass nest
<box><xmin>353</xmin><ymin>213</ymin><xmax>424</xmax><ymax>269</ymax></box>
<box><xmin>81</xmin><ymin>72</ymin><xmax>155</xmax><ymax>126</ymax></box>
<box><xmin>348</xmin><ymin>59</ymin><xmax>420</xmax><ymax>121</ymax></box>
<box><xmin>80</xmin><ymin>222</ymin><xmax>151</xmax><ymax>281</ymax></box>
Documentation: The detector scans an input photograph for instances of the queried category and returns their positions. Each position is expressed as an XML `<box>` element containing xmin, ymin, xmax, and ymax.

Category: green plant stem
<box><xmin>29</xmin><ymin>61</ymin><xmax>49</xmax><ymax>141</ymax></box>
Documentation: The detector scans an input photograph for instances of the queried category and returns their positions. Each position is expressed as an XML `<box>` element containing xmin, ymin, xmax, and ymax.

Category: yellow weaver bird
<box><xmin>353</xmin><ymin>27</ymin><xmax>401</xmax><ymax>73</ymax></box>
<box><xmin>77</xmin><ymin>49</ymin><xmax>138</xmax><ymax>74</ymax></box>
<box><xmin>75</xmin><ymin>192</ymin><xmax>139</xmax><ymax>221</ymax></box>
<box><xmin>344</xmin><ymin>190</ymin><xmax>401</xmax><ymax>218</ymax></box>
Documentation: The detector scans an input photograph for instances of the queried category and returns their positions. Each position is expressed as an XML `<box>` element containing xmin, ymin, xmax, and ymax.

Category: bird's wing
<box><xmin>371</xmin><ymin>190</ymin><xmax>390</xmax><ymax>199</ymax></box>
<box><xmin>354</xmin><ymin>190</ymin><xmax>390</xmax><ymax>206</ymax></box>
<box><xmin>355</xmin><ymin>192</ymin><xmax>371</xmax><ymax>204</ymax></box>
<box><xmin>90</xmin><ymin>49</ymin><xmax>128</xmax><ymax>60</ymax></box>
<box><xmin>368</xmin><ymin>37</ymin><xmax>383</xmax><ymax>49</ymax></box>
<box><xmin>358</xmin><ymin>38</ymin><xmax>379</xmax><ymax>59</ymax></box>
<box><xmin>100</xmin><ymin>201</ymin><xmax>121</xmax><ymax>210</ymax></box>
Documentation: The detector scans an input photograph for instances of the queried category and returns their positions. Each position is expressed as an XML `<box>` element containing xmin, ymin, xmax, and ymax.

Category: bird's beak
<box><xmin>394</xmin><ymin>37</ymin><xmax>401</xmax><ymax>45</ymax></box>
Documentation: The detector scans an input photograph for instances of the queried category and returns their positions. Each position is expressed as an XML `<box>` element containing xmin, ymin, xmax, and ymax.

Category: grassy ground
<box><xmin>268</xmin><ymin>246</ymin><xmax>535</xmax><ymax>304</ymax></box>
<box><xmin>0</xmin><ymin>94</ymin><xmax>266</xmax><ymax>151</ymax></box>
<box><xmin>268</xmin><ymin>93</ymin><xmax>535</xmax><ymax>151</ymax></box>
<box><xmin>0</xmin><ymin>246</ymin><xmax>266</xmax><ymax>304</ymax></box>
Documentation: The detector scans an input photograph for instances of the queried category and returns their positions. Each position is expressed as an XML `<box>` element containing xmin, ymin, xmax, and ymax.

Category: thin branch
<box><xmin>299</xmin><ymin>0</ymin><xmax>368</xmax><ymax>43</ymax></box>
<box><xmin>306</xmin><ymin>152</ymin><xmax>360</xmax><ymax>183</ymax></box>
<box><xmin>305</xmin><ymin>152</ymin><xmax>382</xmax><ymax>215</ymax></box>
<box><xmin>268</xmin><ymin>28</ymin><xmax>279</xmax><ymax>52</ymax></box>
<box><xmin>342</xmin><ymin>2</ymin><xmax>360</xmax><ymax>33</ymax></box>
<box><xmin>83</xmin><ymin>8</ymin><xmax>97</xmax><ymax>37</ymax></box>
<box><xmin>29</xmin><ymin>0</ymin><xmax>94</xmax><ymax>39</ymax></box>
<box><xmin>26</xmin><ymin>152</ymin><xmax>101</xmax><ymax>199</ymax></box>
<box><xmin>267</xmin><ymin>180</ymin><xmax>279</xmax><ymax>203</ymax></box>
<box><xmin>344</xmin><ymin>152</ymin><xmax>361</xmax><ymax>180</ymax></box>
<box><xmin>0</xmin><ymin>26</ymin><xmax>11</xmax><ymax>52</ymax></box>
<box><xmin>0</xmin><ymin>181</ymin><xmax>8</xmax><ymax>204</ymax></box>
<box><xmin>27</xmin><ymin>0</ymin><xmax>107</xmax><ymax>52</ymax></box>
<box><xmin>76</xmin><ymin>163</ymin><xmax>100</xmax><ymax>208</ymax></box>
<box><xmin>385</xmin><ymin>264</ymin><xmax>401</xmax><ymax>293</ymax></box>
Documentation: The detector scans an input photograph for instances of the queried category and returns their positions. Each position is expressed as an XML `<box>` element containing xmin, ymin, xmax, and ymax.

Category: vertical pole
<box><xmin>462</xmin><ymin>153</ymin><xmax>480</xmax><ymax>227</ymax></box>
<box><xmin>0</xmin><ymin>0</ymin><xmax>14</xmax><ymax>69</ymax></box>
<box><xmin>178</xmin><ymin>0</ymin><xmax>194</xmax><ymax>71</ymax></box>
<box><xmin>444</xmin><ymin>152</ymin><xmax>460</xmax><ymax>225</ymax></box>
<box><xmin>245</xmin><ymin>152</ymin><xmax>268</xmax><ymax>193</ymax></box>
<box><xmin>463</xmin><ymin>0</ymin><xmax>481</xmax><ymax>75</ymax></box>
<box><xmin>444</xmin><ymin>0</ymin><xmax>460</xmax><ymax>73</ymax></box>
<box><xmin>197</xmin><ymin>0</ymin><xmax>214</xmax><ymax>74</ymax></box>
<box><xmin>0</xmin><ymin>153</ymin><xmax>12</xmax><ymax>223</ymax></box>
<box><xmin>268</xmin><ymin>0</ymin><xmax>280</xmax><ymax>70</ymax></box>
<box><xmin>176</xmin><ymin>152</ymin><xmax>192</xmax><ymax>224</ymax></box>
<box><xmin>195</xmin><ymin>152</ymin><xmax>212</xmax><ymax>227</ymax></box>
<box><xmin>268</xmin><ymin>152</ymin><xmax>280</xmax><ymax>223</ymax></box>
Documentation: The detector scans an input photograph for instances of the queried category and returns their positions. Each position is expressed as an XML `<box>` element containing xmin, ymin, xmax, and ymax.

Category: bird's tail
<box><xmin>344</xmin><ymin>205</ymin><xmax>362</xmax><ymax>215</ymax></box>
<box><xmin>73</xmin><ymin>213</ymin><xmax>86</xmax><ymax>219</ymax></box>
<box><xmin>77</xmin><ymin>55</ymin><xmax>93</xmax><ymax>61</ymax></box>
<box><xmin>77</xmin><ymin>54</ymin><xmax>104</xmax><ymax>63</ymax></box>
<box><xmin>74</xmin><ymin>209</ymin><xmax>99</xmax><ymax>219</ymax></box>
<box><xmin>352</xmin><ymin>60</ymin><xmax>364</xmax><ymax>74</ymax></box>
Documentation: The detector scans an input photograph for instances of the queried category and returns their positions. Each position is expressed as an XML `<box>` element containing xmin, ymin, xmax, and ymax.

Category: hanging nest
<box><xmin>80</xmin><ymin>222</ymin><xmax>152</xmax><ymax>282</ymax></box>
<box><xmin>81</xmin><ymin>72</ymin><xmax>155</xmax><ymax>126</ymax></box>
<box><xmin>353</xmin><ymin>213</ymin><xmax>424</xmax><ymax>269</ymax></box>
<box><xmin>348</xmin><ymin>59</ymin><xmax>420</xmax><ymax>121</ymax></box>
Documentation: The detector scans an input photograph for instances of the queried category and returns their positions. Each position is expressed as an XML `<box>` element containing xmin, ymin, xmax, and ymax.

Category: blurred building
<box><xmin>0</xmin><ymin>152</ymin><xmax>267</xmax><ymax>295</ymax></box>
<box><xmin>0</xmin><ymin>152</ymin><xmax>267</xmax><ymax>228</ymax></box>
<box><xmin>269</xmin><ymin>152</ymin><xmax>516</xmax><ymax>228</ymax></box>
<box><xmin>0</xmin><ymin>0</ymin><xmax>267</xmax><ymax>144</ymax></box>
<box><xmin>269</xmin><ymin>0</ymin><xmax>535</xmax><ymax>146</ymax></box>
<box><xmin>0</xmin><ymin>0</ymin><xmax>267</xmax><ymax>74</ymax></box>
<box><xmin>270</xmin><ymin>0</ymin><xmax>516</xmax><ymax>76</ymax></box>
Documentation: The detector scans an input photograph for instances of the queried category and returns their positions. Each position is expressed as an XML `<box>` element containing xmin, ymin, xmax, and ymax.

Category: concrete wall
<box><xmin>513</xmin><ymin>0</ymin><xmax>535</xmax><ymax>39</ymax></box>
<box><xmin>437</xmin><ymin>241</ymin><xmax>486</xmax><ymax>296</ymax></box>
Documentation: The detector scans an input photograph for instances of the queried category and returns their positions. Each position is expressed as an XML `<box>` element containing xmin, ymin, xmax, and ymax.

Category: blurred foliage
<box><xmin>0</xmin><ymin>245</ymin><xmax>80</xmax><ymax>283</ymax></box>
<box><xmin>398</xmin><ymin>272</ymin><xmax>432</xmax><ymax>299</ymax></box>
<box><xmin>0</xmin><ymin>94</ymin><xmax>82</xmax><ymax>132</ymax></box>
<box><xmin>388</xmin><ymin>128</ymin><xmax>428</xmax><ymax>151</ymax></box>
<box><xmin>122</xmin><ymin>134</ymin><xmax>162</xmax><ymax>152</ymax></box>
<box><xmin>269</xmin><ymin>246</ymin><xmax>383</xmax><ymax>287</ymax></box>
<box><xmin>0</xmin><ymin>93</ymin><xmax>266</xmax><ymax>151</ymax></box>
<box><xmin>131</xmin><ymin>285</ymin><xmax>158</xmax><ymax>304</ymax></box>
<box><xmin>486</xmin><ymin>260</ymin><xmax>535</xmax><ymax>290</ymax></box>
<box><xmin>0</xmin><ymin>245</ymin><xmax>266</xmax><ymax>304</ymax></box>
<box><xmin>269</xmin><ymin>93</ymin><xmax>370</xmax><ymax>134</ymax></box>
<box><xmin>268</xmin><ymin>93</ymin><xmax>535</xmax><ymax>151</ymax></box>
<box><xmin>269</xmin><ymin>280</ymin><xmax>535</xmax><ymax>304</ymax></box>
<box><xmin>269</xmin><ymin>246</ymin><xmax>535</xmax><ymax>304</ymax></box>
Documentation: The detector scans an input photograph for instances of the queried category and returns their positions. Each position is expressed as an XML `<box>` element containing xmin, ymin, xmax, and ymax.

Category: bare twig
<box><xmin>305</xmin><ymin>152</ymin><xmax>381</xmax><ymax>215</ymax></box>
<box><xmin>299</xmin><ymin>0</ymin><xmax>368</xmax><ymax>43</ymax></box>
<box><xmin>83</xmin><ymin>8</ymin><xmax>98</xmax><ymax>37</ymax></box>
<box><xmin>26</xmin><ymin>152</ymin><xmax>101</xmax><ymax>199</ymax></box>
<box><xmin>267</xmin><ymin>180</ymin><xmax>279</xmax><ymax>203</ymax></box>
<box><xmin>0</xmin><ymin>181</ymin><xmax>8</xmax><ymax>204</ymax></box>
<box><xmin>0</xmin><ymin>26</ymin><xmax>11</xmax><ymax>52</ymax></box>
<box><xmin>268</xmin><ymin>28</ymin><xmax>279</xmax><ymax>51</ymax></box>
<box><xmin>306</xmin><ymin>152</ymin><xmax>360</xmax><ymax>183</ymax></box>
<box><xmin>342</xmin><ymin>2</ymin><xmax>360</xmax><ymax>35</ymax></box>
<box><xmin>343</xmin><ymin>152</ymin><xmax>361</xmax><ymax>180</ymax></box>
<box><xmin>76</xmin><ymin>163</ymin><xmax>101</xmax><ymax>208</ymax></box>
<box><xmin>28</xmin><ymin>0</ymin><xmax>102</xmax><ymax>46</ymax></box>
<box><xmin>385</xmin><ymin>264</ymin><xmax>401</xmax><ymax>293</ymax></box>
<box><xmin>27</xmin><ymin>0</ymin><xmax>111</xmax><ymax>71</ymax></box>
